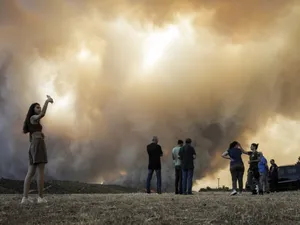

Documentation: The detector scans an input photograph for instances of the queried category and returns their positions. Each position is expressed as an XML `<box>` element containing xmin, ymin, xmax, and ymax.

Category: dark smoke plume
<box><xmin>1</xmin><ymin>0</ymin><xmax>300</xmax><ymax>190</ymax></box>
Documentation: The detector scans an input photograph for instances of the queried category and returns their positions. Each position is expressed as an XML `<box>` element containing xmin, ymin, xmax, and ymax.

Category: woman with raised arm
<box><xmin>222</xmin><ymin>141</ymin><xmax>248</xmax><ymax>196</ymax></box>
<box><xmin>21</xmin><ymin>95</ymin><xmax>53</xmax><ymax>204</ymax></box>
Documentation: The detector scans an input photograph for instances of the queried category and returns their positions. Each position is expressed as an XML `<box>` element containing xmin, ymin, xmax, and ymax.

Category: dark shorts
<box><xmin>29</xmin><ymin>133</ymin><xmax>48</xmax><ymax>165</ymax></box>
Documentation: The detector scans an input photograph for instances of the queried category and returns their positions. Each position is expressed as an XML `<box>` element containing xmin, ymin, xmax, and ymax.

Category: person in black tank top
<box><xmin>246</xmin><ymin>143</ymin><xmax>260</xmax><ymax>195</ymax></box>
<box><xmin>21</xmin><ymin>95</ymin><xmax>53</xmax><ymax>204</ymax></box>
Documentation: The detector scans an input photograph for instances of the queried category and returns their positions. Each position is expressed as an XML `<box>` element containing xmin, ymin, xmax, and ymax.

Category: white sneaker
<box><xmin>37</xmin><ymin>197</ymin><xmax>47</xmax><ymax>204</ymax></box>
<box><xmin>230</xmin><ymin>190</ymin><xmax>237</xmax><ymax>196</ymax></box>
<box><xmin>21</xmin><ymin>197</ymin><xmax>33</xmax><ymax>204</ymax></box>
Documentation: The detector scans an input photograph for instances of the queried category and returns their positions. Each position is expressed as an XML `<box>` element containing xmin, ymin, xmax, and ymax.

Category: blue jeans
<box><xmin>146</xmin><ymin>169</ymin><xmax>162</xmax><ymax>193</ymax></box>
<box><xmin>182</xmin><ymin>169</ymin><xmax>194</xmax><ymax>194</ymax></box>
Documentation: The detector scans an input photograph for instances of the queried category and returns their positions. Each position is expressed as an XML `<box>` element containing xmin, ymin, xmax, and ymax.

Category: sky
<box><xmin>0</xmin><ymin>0</ymin><xmax>300</xmax><ymax>190</ymax></box>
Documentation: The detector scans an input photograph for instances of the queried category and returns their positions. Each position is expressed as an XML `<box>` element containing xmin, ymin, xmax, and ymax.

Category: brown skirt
<box><xmin>29</xmin><ymin>133</ymin><xmax>48</xmax><ymax>165</ymax></box>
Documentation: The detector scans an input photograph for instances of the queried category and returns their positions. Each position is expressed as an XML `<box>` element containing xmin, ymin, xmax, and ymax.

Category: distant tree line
<box><xmin>199</xmin><ymin>185</ymin><xmax>230</xmax><ymax>192</ymax></box>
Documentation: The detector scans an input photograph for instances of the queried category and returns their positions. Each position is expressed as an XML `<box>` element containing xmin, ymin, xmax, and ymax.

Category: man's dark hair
<box><xmin>251</xmin><ymin>143</ymin><xmax>259</xmax><ymax>149</ymax></box>
<box><xmin>185</xmin><ymin>138</ymin><xmax>192</xmax><ymax>144</ymax></box>
<box><xmin>178</xmin><ymin>140</ymin><xmax>183</xmax><ymax>145</ymax></box>
<box><xmin>229</xmin><ymin>141</ymin><xmax>239</xmax><ymax>149</ymax></box>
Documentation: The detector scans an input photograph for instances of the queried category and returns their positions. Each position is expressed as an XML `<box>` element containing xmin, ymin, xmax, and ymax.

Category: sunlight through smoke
<box><xmin>143</xmin><ymin>25</ymin><xmax>180</xmax><ymax>69</ymax></box>
<box><xmin>76</xmin><ymin>46</ymin><xmax>100</xmax><ymax>64</ymax></box>
<box><xmin>77</xmin><ymin>48</ymin><xmax>91</xmax><ymax>61</ymax></box>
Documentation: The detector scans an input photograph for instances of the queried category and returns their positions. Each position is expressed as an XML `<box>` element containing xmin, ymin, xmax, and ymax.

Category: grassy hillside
<box><xmin>0</xmin><ymin>178</ymin><xmax>137</xmax><ymax>194</ymax></box>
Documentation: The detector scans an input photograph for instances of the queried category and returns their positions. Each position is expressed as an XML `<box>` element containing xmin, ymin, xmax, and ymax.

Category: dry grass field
<box><xmin>1</xmin><ymin>192</ymin><xmax>300</xmax><ymax>225</ymax></box>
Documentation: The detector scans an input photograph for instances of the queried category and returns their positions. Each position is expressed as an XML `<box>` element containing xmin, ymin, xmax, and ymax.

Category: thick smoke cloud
<box><xmin>0</xmin><ymin>0</ymin><xmax>300</xmax><ymax>190</ymax></box>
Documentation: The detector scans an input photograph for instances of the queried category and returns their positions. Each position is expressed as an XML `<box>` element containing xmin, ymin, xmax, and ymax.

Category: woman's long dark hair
<box><xmin>23</xmin><ymin>103</ymin><xmax>39</xmax><ymax>134</ymax></box>
<box><xmin>229</xmin><ymin>141</ymin><xmax>239</xmax><ymax>149</ymax></box>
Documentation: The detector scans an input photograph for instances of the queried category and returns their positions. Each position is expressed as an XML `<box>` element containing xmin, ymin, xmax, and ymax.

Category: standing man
<box><xmin>179</xmin><ymin>138</ymin><xmax>196</xmax><ymax>195</ymax></box>
<box><xmin>172</xmin><ymin>140</ymin><xmax>184</xmax><ymax>194</ymax></box>
<box><xmin>146</xmin><ymin>136</ymin><xmax>163</xmax><ymax>194</ymax></box>
<box><xmin>258</xmin><ymin>152</ymin><xmax>269</xmax><ymax>195</ymax></box>
<box><xmin>269</xmin><ymin>159</ymin><xmax>278</xmax><ymax>192</ymax></box>
<box><xmin>247</xmin><ymin>143</ymin><xmax>260</xmax><ymax>195</ymax></box>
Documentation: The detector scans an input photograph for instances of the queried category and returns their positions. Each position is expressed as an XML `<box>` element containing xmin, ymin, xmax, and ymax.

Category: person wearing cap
<box><xmin>172</xmin><ymin>140</ymin><xmax>184</xmax><ymax>194</ymax></box>
<box><xmin>146</xmin><ymin>136</ymin><xmax>163</xmax><ymax>194</ymax></box>
<box><xmin>247</xmin><ymin>143</ymin><xmax>260</xmax><ymax>195</ymax></box>
<box><xmin>179</xmin><ymin>138</ymin><xmax>196</xmax><ymax>195</ymax></box>
<box><xmin>258</xmin><ymin>152</ymin><xmax>269</xmax><ymax>195</ymax></box>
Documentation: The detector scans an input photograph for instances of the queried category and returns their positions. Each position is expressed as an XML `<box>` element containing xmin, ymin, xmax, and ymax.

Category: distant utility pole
<box><xmin>217</xmin><ymin>178</ymin><xmax>220</xmax><ymax>189</ymax></box>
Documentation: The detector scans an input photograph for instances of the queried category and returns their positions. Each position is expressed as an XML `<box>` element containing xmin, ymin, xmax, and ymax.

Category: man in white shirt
<box><xmin>172</xmin><ymin>140</ymin><xmax>184</xmax><ymax>194</ymax></box>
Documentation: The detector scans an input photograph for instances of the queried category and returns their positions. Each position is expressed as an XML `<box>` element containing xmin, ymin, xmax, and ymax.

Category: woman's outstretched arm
<box><xmin>240</xmin><ymin>146</ymin><xmax>250</xmax><ymax>155</ymax></box>
<box><xmin>31</xmin><ymin>96</ymin><xmax>53</xmax><ymax>122</ymax></box>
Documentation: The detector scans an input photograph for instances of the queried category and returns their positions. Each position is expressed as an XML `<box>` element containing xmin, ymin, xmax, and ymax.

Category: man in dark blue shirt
<box><xmin>146</xmin><ymin>136</ymin><xmax>163</xmax><ymax>194</ymax></box>
<box><xmin>179</xmin><ymin>138</ymin><xmax>196</xmax><ymax>195</ymax></box>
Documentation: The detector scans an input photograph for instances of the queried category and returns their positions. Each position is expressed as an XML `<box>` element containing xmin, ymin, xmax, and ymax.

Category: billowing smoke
<box><xmin>1</xmin><ymin>0</ymin><xmax>300</xmax><ymax>190</ymax></box>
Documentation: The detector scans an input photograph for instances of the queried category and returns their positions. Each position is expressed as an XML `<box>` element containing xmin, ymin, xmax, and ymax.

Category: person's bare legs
<box><xmin>23</xmin><ymin>164</ymin><xmax>37</xmax><ymax>198</ymax></box>
<box><xmin>37</xmin><ymin>163</ymin><xmax>45</xmax><ymax>198</ymax></box>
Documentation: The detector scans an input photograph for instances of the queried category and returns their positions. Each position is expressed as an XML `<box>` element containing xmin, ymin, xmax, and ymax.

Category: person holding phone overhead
<box><xmin>21</xmin><ymin>95</ymin><xmax>53</xmax><ymax>204</ymax></box>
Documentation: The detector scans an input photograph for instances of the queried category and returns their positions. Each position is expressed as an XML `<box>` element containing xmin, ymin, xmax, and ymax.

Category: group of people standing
<box><xmin>146</xmin><ymin>137</ymin><xmax>282</xmax><ymax>196</ymax></box>
<box><xmin>146</xmin><ymin>137</ymin><xmax>196</xmax><ymax>195</ymax></box>
<box><xmin>222</xmin><ymin>141</ymin><xmax>279</xmax><ymax>196</ymax></box>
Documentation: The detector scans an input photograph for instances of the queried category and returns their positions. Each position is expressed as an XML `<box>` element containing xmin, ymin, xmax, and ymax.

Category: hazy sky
<box><xmin>0</xmin><ymin>0</ymin><xmax>300</xmax><ymax>190</ymax></box>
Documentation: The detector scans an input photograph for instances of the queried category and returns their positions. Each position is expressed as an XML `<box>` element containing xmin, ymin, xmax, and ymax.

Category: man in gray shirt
<box><xmin>172</xmin><ymin>140</ymin><xmax>184</xmax><ymax>194</ymax></box>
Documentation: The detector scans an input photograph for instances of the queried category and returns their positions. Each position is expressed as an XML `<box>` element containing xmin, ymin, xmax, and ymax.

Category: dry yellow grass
<box><xmin>1</xmin><ymin>192</ymin><xmax>300</xmax><ymax>225</ymax></box>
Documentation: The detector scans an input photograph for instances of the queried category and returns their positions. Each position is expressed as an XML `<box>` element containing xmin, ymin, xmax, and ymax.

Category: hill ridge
<box><xmin>0</xmin><ymin>178</ymin><xmax>137</xmax><ymax>194</ymax></box>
